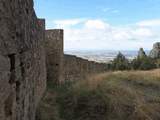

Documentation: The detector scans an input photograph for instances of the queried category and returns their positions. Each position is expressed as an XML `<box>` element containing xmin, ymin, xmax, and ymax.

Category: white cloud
<box><xmin>53</xmin><ymin>18</ymin><xmax>85</xmax><ymax>28</ymax></box>
<box><xmin>50</xmin><ymin>18</ymin><xmax>160</xmax><ymax>50</ymax></box>
<box><xmin>137</xmin><ymin>19</ymin><xmax>160</xmax><ymax>27</ymax></box>
<box><xmin>85</xmin><ymin>20</ymin><xmax>110</xmax><ymax>29</ymax></box>
<box><xmin>132</xmin><ymin>28</ymin><xmax>153</xmax><ymax>37</ymax></box>
<box><xmin>113</xmin><ymin>30</ymin><xmax>131</xmax><ymax>40</ymax></box>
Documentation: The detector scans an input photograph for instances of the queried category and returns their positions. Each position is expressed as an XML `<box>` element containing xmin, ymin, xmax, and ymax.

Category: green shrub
<box><xmin>131</xmin><ymin>56</ymin><xmax>156</xmax><ymax>70</ymax></box>
<box><xmin>57</xmin><ymin>88</ymin><xmax>109</xmax><ymax>120</ymax></box>
<box><xmin>109</xmin><ymin>51</ymin><xmax>157</xmax><ymax>71</ymax></box>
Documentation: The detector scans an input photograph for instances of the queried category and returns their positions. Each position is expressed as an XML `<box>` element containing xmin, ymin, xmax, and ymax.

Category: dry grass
<box><xmin>57</xmin><ymin>69</ymin><xmax>160</xmax><ymax>120</ymax></box>
<box><xmin>38</xmin><ymin>69</ymin><xmax>160</xmax><ymax>120</ymax></box>
<box><xmin>75</xmin><ymin>69</ymin><xmax>160</xmax><ymax>90</ymax></box>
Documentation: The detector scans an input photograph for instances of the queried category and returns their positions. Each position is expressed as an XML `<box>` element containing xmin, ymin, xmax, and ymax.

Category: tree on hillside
<box><xmin>112</xmin><ymin>52</ymin><xmax>130</xmax><ymax>70</ymax></box>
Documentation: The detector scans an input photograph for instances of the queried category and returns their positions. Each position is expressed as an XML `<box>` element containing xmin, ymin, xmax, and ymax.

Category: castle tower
<box><xmin>45</xmin><ymin>29</ymin><xmax>64</xmax><ymax>85</ymax></box>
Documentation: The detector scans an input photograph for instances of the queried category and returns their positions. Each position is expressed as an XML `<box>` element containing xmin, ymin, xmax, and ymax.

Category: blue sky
<box><xmin>34</xmin><ymin>0</ymin><xmax>160</xmax><ymax>50</ymax></box>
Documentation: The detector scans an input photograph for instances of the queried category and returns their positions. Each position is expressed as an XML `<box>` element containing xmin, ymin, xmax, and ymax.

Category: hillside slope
<box><xmin>37</xmin><ymin>69</ymin><xmax>160</xmax><ymax>120</ymax></box>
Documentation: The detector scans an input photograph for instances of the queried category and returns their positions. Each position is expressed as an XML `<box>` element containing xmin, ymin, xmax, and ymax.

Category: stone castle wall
<box><xmin>45</xmin><ymin>29</ymin><xmax>64</xmax><ymax>85</ymax></box>
<box><xmin>0</xmin><ymin>1</ymin><xmax>46</xmax><ymax>120</ymax></box>
<box><xmin>45</xmin><ymin>30</ymin><xmax>108</xmax><ymax>83</ymax></box>
<box><xmin>35</xmin><ymin>19</ymin><xmax>47</xmax><ymax>106</ymax></box>
<box><xmin>64</xmin><ymin>55</ymin><xmax>108</xmax><ymax>82</ymax></box>
<box><xmin>0</xmin><ymin>1</ymin><xmax>108</xmax><ymax>119</ymax></box>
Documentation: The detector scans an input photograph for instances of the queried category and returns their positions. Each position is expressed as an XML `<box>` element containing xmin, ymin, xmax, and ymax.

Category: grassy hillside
<box><xmin>37</xmin><ymin>69</ymin><xmax>160</xmax><ymax>120</ymax></box>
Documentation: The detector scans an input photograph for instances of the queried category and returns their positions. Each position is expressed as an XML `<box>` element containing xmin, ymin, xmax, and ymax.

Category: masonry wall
<box><xmin>45</xmin><ymin>29</ymin><xmax>64</xmax><ymax>85</ymax></box>
<box><xmin>45</xmin><ymin>29</ymin><xmax>108</xmax><ymax>83</ymax></box>
<box><xmin>35</xmin><ymin>19</ymin><xmax>47</xmax><ymax>106</ymax></box>
<box><xmin>64</xmin><ymin>54</ymin><xmax>108</xmax><ymax>82</ymax></box>
<box><xmin>0</xmin><ymin>1</ymin><xmax>46</xmax><ymax>120</ymax></box>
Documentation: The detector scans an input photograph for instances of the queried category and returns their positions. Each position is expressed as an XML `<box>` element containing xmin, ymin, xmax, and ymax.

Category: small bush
<box><xmin>57</xmin><ymin>88</ymin><xmax>109</xmax><ymax>120</ymax></box>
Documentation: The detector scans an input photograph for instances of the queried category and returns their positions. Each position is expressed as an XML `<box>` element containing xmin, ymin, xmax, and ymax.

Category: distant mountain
<box><xmin>64</xmin><ymin>50</ymin><xmax>150</xmax><ymax>63</ymax></box>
